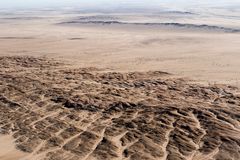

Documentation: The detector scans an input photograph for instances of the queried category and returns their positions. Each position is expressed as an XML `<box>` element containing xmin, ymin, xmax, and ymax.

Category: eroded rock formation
<box><xmin>0</xmin><ymin>56</ymin><xmax>240</xmax><ymax>160</ymax></box>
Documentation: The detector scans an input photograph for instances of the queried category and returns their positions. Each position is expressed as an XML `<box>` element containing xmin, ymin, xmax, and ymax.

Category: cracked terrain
<box><xmin>0</xmin><ymin>56</ymin><xmax>240</xmax><ymax>160</ymax></box>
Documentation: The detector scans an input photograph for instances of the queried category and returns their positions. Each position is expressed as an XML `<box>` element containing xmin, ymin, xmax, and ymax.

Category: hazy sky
<box><xmin>0</xmin><ymin>0</ymin><xmax>239</xmax><ymax>9</ymax></box>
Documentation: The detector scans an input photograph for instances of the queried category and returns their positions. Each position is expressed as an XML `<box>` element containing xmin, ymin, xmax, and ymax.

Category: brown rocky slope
<box><xmin>0</xmin><ymin>56</ymin><xmax>240</xmax><ymax>160</ymax></box>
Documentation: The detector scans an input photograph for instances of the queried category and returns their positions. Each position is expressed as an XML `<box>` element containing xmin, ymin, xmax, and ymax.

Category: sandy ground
<box><xmin>0</xmin><ymin>135</ymin><xmax>27</xmax><ymax>160</ymax></box>
<box><xmin>0</xmin><ymin>11</ymin><xmax>240</xmax><ymax>86</ymax></box>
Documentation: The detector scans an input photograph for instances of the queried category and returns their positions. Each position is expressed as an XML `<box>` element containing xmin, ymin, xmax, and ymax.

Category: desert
<box><xmin>0</xmin><ymin>1</ymin><xmax>240</xmax><ymax>160</ymax></box>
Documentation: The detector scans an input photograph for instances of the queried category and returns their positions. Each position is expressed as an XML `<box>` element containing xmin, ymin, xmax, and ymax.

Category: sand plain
<box><xmin>0</xmin><ymin>10</ymin><xmax>240</xmax><ymax>86</ymax></box>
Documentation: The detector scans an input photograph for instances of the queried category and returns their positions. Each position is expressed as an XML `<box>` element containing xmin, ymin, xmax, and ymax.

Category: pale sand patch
<box><xmin>0</xmin><ymin>135</ymin><xmax>27</xmax><ymax>160</ymax></box>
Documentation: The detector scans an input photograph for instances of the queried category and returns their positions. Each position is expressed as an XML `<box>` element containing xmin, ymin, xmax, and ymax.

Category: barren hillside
<box><xmin>0</xmin><ymin>56</ymin><xmax>239</xmax><ymax>160</ymax></box>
